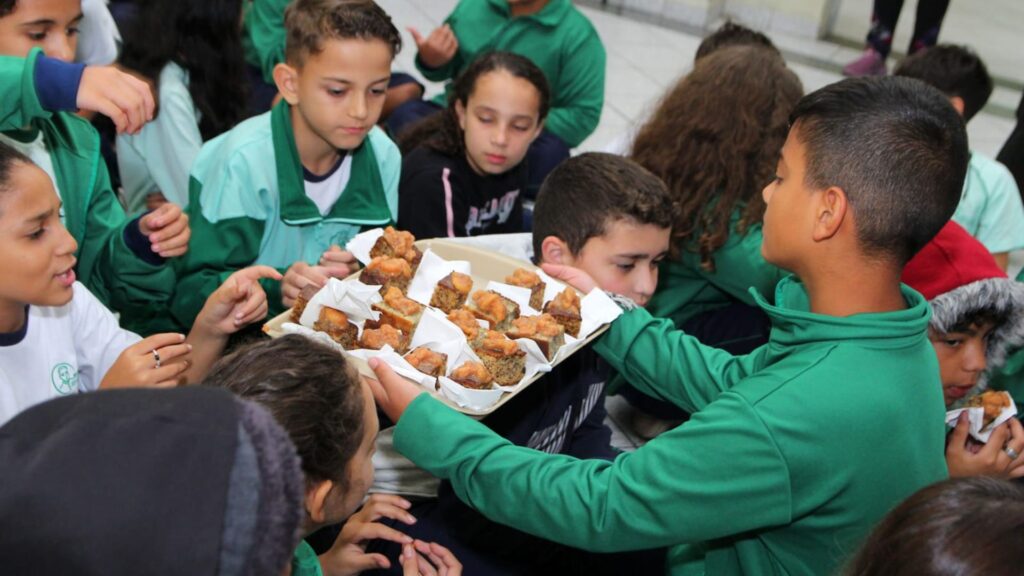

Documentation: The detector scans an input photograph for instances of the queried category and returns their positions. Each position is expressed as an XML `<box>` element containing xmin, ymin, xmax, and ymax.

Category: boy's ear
<box><xmin>273</xmin><ymin>63</ymin><xmax>301</xmax><ymax>106</ymax></box>
<box><xmin>949</xmin><ymin>96</ymin><xmax>966</xmax><ymax>117</ymax></box>
<box><xmin>540</xmin><ymin>235</ymin><xmax>573</xmax><ymax>266</ymax></box>
<box><xmin>304</xmin><ymin>479</ymin><xmax>335</xmax><ymax>525</ymax></box>
<box><xmin>811</xmin><ymin>186</ymin><xmax>848</xmax><ymax>242</ymax></box>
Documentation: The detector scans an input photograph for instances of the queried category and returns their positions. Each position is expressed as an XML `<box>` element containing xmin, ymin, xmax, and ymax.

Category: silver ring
<box><xmin>152</xmin><ymin>349</ymin><xmax>162</xmax><ymax>369</ymax></box>
<box><xmin>1006</xmin><ymin>446</ymin><xmax>1020</xmax><ymax>461</ymax></box>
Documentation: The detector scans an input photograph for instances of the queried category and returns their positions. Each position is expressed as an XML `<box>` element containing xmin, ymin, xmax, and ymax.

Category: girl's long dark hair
<box><xmin>397</xmin><ymin>51</ymin><xmax>551</xmax><ymax>156</ymax></box>
<box><xmin>630</xmin><ymin>45</ymin><xmax>803</xmax><ymax>271</ymax></box>
<box><xmin>119</xmin><ymin>0</ymin><xmax>248</xmax><ymax>140</ymax></box>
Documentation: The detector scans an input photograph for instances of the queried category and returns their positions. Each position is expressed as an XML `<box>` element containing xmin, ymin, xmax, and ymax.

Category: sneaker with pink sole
<box><xmin>842</xmin><ymin>49</ymin><xmax>887</xmax><ymax>77</ymax></box>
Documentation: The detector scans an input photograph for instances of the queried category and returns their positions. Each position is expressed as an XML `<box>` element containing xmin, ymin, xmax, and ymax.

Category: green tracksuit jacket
<box><xmin>0</xmin><ymin>49</ymin><xmax>174</xmax><ymax>335</ymax></box>
<box><xmin>393</xmin><ymin>276</ymin><xmax>948</xmax><ymax>575</ymax></box>
<box><xmin>241</xmin><ymin>0</ymin><xmax>287</xmax><ymax>84</ymax></box>
<box><xmin>171</xmin><ymin>101</ymin><xmax>400</xmax><ymax>329</ymax></box>
<box><xmin>416</xmin><ymin>0</ymin><xmax>605</xmax><ymax>148</ymax></box>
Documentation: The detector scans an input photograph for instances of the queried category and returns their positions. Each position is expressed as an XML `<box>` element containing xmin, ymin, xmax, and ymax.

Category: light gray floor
<box><xmin>377</xmin><ymin>0</ymin><xmax>1024</xmax><ymax>450</ymax></box>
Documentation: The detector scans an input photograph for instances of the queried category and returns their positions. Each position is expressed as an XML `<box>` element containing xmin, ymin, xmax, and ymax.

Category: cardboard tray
<box><xmin>263</xmin><ymin>238</ymin><xmax>609</xmax><ymax>417</ymax></box>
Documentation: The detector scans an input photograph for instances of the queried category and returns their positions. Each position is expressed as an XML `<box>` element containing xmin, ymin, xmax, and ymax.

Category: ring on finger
<box><xmin>151</xmin><ymin>349</ymin><xmax>162</xmax><ymax>370</ymax></box>
<box><xmin>1006</xmin><ymin>446</ymin><xmax>1021</xmax><ymax>461</ymax></box>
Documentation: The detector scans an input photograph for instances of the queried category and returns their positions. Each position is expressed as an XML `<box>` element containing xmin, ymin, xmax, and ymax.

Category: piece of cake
<box><xmin>360</xmin><ymin>256</ymin><xmax>413</xmax><ymax>294</ymax></box>
<box><xmin>370</xmin><ymin>226</ymin><xmax>423</xmax><ymax>273</ymax></box>
<box><xmin>507</xmin><ymin>313</ymin><xmax>566</xmax><ymax>360</ymax></box>
<box><xmin>359</xmin><ymin>324</ymin><xmax>409</xmax><ymax>354</ymax></box>
<box><xmin>312</xmin><ymin>307</ymin><xmax>358</xmax><ymax>349</ymax></box>
<box><xmin>449</xmin><ymin>361</ymin><xmax>494</xmax><ymax>390</ymax></box>
<box><xmin>290</xmin><ymin>284</ymin><xmax>321</xmax><ymax>323</ymax></box>
<box><xmin>544</xmin><ymin>287</ymin><xmax>582</xmax><ymax>338</ymax></box>
<box><xmin>404</xmin><ymin>347</ymin><xmax>448</xmax><ymax>378</ymax></box>
<box><xmin>467</xmin><ymin>290</ymin><xmax>520</xmax><ymax>332</ymax></box>
<box><xmin>966</xmin><ymin>390</ymin><xmax>1012</xmax><ymax>427</ymax></box>
<box><xmin>474</xmin><ymin>331</ymin><xmax>526</xmax><ymax>386</ymax></box>
<box><xmin>447</xmin><ymin>309</ymin><xmax>484</xmax><ymax>347</ymax></box>
<box><xmin>505</xmin><ymin>268</ymin><xmax>545</xmax><ymax>310</ymax></box>
<box><xmin>430</xmin><ymin>271</ymin><xmax>473</xmax><ymax>314</ymax></box>
<box><xmin>372</xmin><ymin>286</ymin><xmax>423</xmax><ymax>334</ymax></box>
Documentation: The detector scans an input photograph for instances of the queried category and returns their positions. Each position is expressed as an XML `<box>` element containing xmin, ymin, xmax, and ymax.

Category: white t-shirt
<box><xmin>0</xmin><ymin>282</ymin><xmax>140</xmax><ymax>425</ymax></box>
<box><xmin>304</xmin><ymin>154</ymin><xmax>352</xmax><ymax>216</ymax></box>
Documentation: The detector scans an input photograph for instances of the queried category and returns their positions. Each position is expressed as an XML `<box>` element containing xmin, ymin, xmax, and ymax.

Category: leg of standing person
<box><xmin>843</xmin><ymin>0</ymin><xmax>905</xmax><ymax>76</ymax></box>
<box><xmin>385</xmin><ymin>99</ymin><xmax>443</xmax><ymax>141</ymax></box>
<box><xmin>997</xmin><ymin>92</ymin><xmax>1024</xmax><ymax>194</ymax></box>
<box><xmin>908</xmin><ymin>0</ymin><xmax>952</xmax><ymax>54</ymax></box>
<box><xmin>382</xmin><ymin>73</ymin><xmax>426</xmax><ymax>123</ymax></box>
<box><xmin>524</xmin><ymin>131</ymin><xmax>570</xmax><ymax>201</ymax></box>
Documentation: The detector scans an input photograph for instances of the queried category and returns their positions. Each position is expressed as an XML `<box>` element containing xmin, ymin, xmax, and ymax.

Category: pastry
<box><xmin>290</xmin><ymin>284</ymin><xmax>320</xmax><ymax>323</ymax></box>
<box><xmin>404</xmin><ymin>346</ymin><xmax>447</xmax><ymax>378</ymax></box>
<box><xmin>360</xmin><ymin>256</ymin><xmax>413</xmax><ymax>294</ymax></box>
<box><xmin>359</xmin><ymin>324</ymin><xmax>409</xmax><ymax>353</ymax></box>
<box><xmin>966</xmin><ymin>390</ymin><xmax>1012</xmax><ymax>427</ymax></box>
<box><xmin>474</xmin><ymin>330</ymin><xmax>526</xmax><ymax>386</ymax></box>
<box><xmin>449</xmin><ymin>361</ymin><xmax>494</xmax><ymax>390</ymax></box>
<box><xmin>544</xmin><ymin>287</ymin><xmax>582</xmax><ymax>338</ymax></box>
<box><xmin>467</xmin><ymin>290</ymin><xmax>519</xmax><ymax>332</ymax></box>
<box><xmin>505</xmin><ymin>268</ymin><xmax>545</xmax><ymax>310</ymax></box>
<box><xmin>447</xmin><ymin>308</ymin><xmax>484</xmax><ymax>347</ymax></box>
<box><xmin>312</xmin><ymin>307</ymin><xmax>358</xmax><ymax>349</ymax></box>
<box><xmin>507</xmin><ymin>313</ymin><xmax>566</xmax><ymax>360</ymax></box>
<box><xmin>370</xmin><ymin>226</ymin><xmax>423</xmax><ymax>272</ymax></box>
<box><xmin>430</xmin><ymin>271</ymin><xmax>473</xmax><ymax>314</ymax></box>
<box><xmin>372</xmin><ymin>286</ymin><xmax>423</xmax><ymax>334</ymax></box>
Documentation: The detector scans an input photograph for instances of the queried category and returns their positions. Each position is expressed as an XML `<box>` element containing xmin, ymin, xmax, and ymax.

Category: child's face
<box><xmin>455</xmin><ymin>69</ymin><xmax>543</xmax><ymax>176</ymax></box>
<box><xmin>761</xmin><ymin>126</ymin><xmax>817</xmax><ymax>272</ymax></box>
<box><xmin>324</xmin><ymin>382</ymin><xmax>379</xmax><ymax>524</ymax></box>
<box><xmin>0</xmin><ymin>162</ymin><xmax>78</xmax><ymax>319</ymax></box>
<box><xmin>288</xmin><ymin>38</ymin><xmax>392</xmax><ymax>152</ymax></box>
<box><xmin>560</xmin><ymin>219</ymin><xmax>670</xmax><ymax>307</ymax></box>
<box><xmin>930</xmin><ymin>322</ymin><xmax>994</xmax><ymax>406</ymax></box>
<box><xmin>0</xmin><ymin>0</ymin><xmax>82</xmax><ymax>61</ymax></box>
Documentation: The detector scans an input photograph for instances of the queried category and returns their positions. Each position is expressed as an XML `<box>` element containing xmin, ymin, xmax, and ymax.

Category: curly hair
<box><xmin>630</xmin><ymin>45</ymin><xmax>802</xmax><ymax>272</ymax></box>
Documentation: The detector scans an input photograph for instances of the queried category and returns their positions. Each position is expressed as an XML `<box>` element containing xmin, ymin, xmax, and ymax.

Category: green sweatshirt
<box><xmin>171</xmin><ymin>101</ymin><xmax>400</xmax><ymax>329</ymax></box>
<box><xmin>0</xmin><ymin>50</ymin><xmax>174</xmax><ymax>335</ymax></box>
<box><xmin>393</xmin><ymin>276</ymin><xmax>948</xmax><ymax>575</ymax></box>
<box><xmin>417</xmin><ymin>0</ymin><xmax>605</xmax><ymax>148</ymax></box>
<box><xmin>241</xmin><ymin>0</ymin><xmax>288</xmax><ymax>84</ymax></box>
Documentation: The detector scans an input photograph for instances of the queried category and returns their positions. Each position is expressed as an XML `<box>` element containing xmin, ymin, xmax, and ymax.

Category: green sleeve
<box><xmin>542</xmin><ymin>32</ymin><xmax>605</xmax><ymax>147</ymax></box>
<box><xmin>170</xmin><ymin>176</ymin><xmax>282</xmax><ymax>329</ymax></box>
<box><xmin>593</xmin><ymin>308</ymin><xmax>766</xmax><ymax>412</ymax></box>
<box><xmin>242</xmin><ymin>0</ymin><xmax>290</xmax><ymax>83</ymax></box>
<box><xmin>394</xmin><ymin>393</ymin><xmax>791</xmax><ymax>552</ymax></box>
<box><xmin>698</xmin><ymin>224</ymin><xmax>785</xmax><ymax>306</ymax></box>
<box><xmin>0</xmin><ymin>49</ymin><xmax>51</xmax><ymax>130</ymax></box>
<box><xmin>74</xmin><ymin>152</ymin><xmax>175</xmax><ymax>333</ymax></box>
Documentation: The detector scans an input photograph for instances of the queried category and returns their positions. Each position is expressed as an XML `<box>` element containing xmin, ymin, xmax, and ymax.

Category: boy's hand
<box><xmin>282</xmin><ymin>262</ymin><xmax>329</xmax><ymax>308</ymax></box>
<box><xmin>402</xmin><ymin>540</ymin><xmax>462</xmax><ymax>576</ymax></box>
<box><xmin>366</xmin><ymin>358</ymin><xmax>425</xmax><ymax>424</ymax></box>
<box><xmin>100</xmin><ymin>333</ymin><xmax>190</xmax><ymax>389</ymax></box>
<box><xmin>77</xmin><ymin>65</ymin><xmax>155</xmax><ymax>135</ymax></box>
<box><xmin>541</xmin><ymin>263</ymin><xmax>597</xmax><ymax>294</ymax></box>
<box><xmin>198</xmin><ymin>266</ymin><xmax>283</xmax><ymax>335</ymax></box>
<box><xmin>320</xmin><ymin>245</ymin><xmax>358</xmax><ymax>277</ymax></box>
<box><xmin>318</xmin><ymin>497</ymin><xmax>416</xmax><ymax>576</ymax></box>
<box><xmin>409</xmin><ymin>25</ymin><xmax>458</xmax><ymax>69</ymax></box>
<box><xmin>139</xmin><ymin>203</ymin><xmax>191</xmax><ymax>258</ymax></box>
<box><xmin>946</xmin><ymin>413</ymin><xmax>1024</xmax><ymax>478</ymax></box>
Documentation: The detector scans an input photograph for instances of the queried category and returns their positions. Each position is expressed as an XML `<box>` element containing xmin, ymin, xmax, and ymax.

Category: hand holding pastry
<box><xmin>946</xmin><ymin>413</ymin><xmax>1024</xmax><ymax>479</ymax></box>
<box><xmin>367</xmin><ymin>357</ymin><xmax>426</xmax><ymax>424</ymax></box>
<box><xmin>282</xmin><ymin>261</ymin><xmax>333</xmax><ymax>308</ymax></box>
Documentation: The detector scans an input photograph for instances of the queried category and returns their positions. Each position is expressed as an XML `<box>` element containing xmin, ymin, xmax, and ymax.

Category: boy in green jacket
<box><xmin>171</xmin><ymin>0</ymin><xmax>403</xmax><ymax>329</ymax></box>
<box><xmin>367</xmin><ymin>77</ymin><xmax>967</xmax><ymax>576</ymax></box>
<box><xmin>0</xmin><ymin>0</ymin><xmax>192</xmax><ymax>335</ymax></box>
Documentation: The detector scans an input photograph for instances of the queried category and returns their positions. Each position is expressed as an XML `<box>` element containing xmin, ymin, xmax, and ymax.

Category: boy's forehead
<box><xmin>585</xmin><ymin>218</ymin><xmax>671</xmax><ymax>256</ymax></box>
<box><xmin>299</xmin><ymin>37</ymin><xmax>392</xmax><ymax>77</ymax></box>
<box><xmin>5</xmin><ymin>0</ymin><xmax>82</xmax><ymax>21</ymax></box>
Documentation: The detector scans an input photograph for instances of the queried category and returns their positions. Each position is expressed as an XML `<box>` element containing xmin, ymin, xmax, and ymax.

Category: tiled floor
<box><xmin>377</xmin><ymin>0</ymin><xmax>1024</xmax><ymax>450</ymax></box>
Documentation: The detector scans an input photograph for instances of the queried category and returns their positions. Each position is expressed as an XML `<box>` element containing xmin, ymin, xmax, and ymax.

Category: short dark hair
<box><xmin>0</xmin><ymin>0</ymin><xmax>15</xmax><ymax>17</ymax></box>
<box><xmin>284</xmin><ymin>0</ymin><xmax>402</xmax><ymax>66</ymax></box>
<box><xmin>844</xmin><ymin>477</ymin><xmax>1024</xmax><ymax>576</ymax></box>
<box><xmin>790</xmin><ymin>76</ymin><xmax>968</xmax><ymax>265</ymax></box>
<box><xmin>695</xmin><ymin>21</ymin><xmax>780</xmax><ymax>61</ymax></box>
<box><xmin>203</xmin><ymin>335</ymin><xmax>366</xmax><ymax>487</ymax></box>
<box><xmin>532</xmin><ymin>153</ymin><xmax>676</xmax><ymax>258</ymax></box>
<box><xmin>0</xmin><ymin>141</ymin><xmax>31</xmax><ymax>202</ymax></box>
<box><xmin>894</xmin><ymin>44</ymin><xmax>993</xmax><ymax>121</ymax></box>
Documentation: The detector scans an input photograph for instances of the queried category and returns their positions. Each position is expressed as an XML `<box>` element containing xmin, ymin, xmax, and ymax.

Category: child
<box><xmin>205</xmin><ymin>335</ymin><xmax>462</xmax><ymax>576</ymax></box>
<box><xmin>397</xmin><ymin>52</ymin><xmax>549</xmax><ymax>238</ymax></box>
<box><xmin>388</xmin><ymin>0</ymin><xmax>606</xmax><ymax>196</ymax></box>
<box><xmin>116</xmin><ymin>0</ymin><xmax>248</xmax><ymax>215</ymax></box>
<box><xmin>894</xmin><ymin>44</ymin><xmax>1024</xmax><ymax>270</ymax></box>
<box><xmin>171</xmin><ymin>0</ymin><xmax>403</xmax><ymax>329</ymax></box>
<box><xmin>616</xmin><ymin>45</ymin><xmax>803</xmax><ymax>438</ymax></box>
<box><xmin>843</xmin><ymin>477</ymin><xmax>1024</xmax><ymax>576</ymax></box>
<box><xmin>694</xmin><ymin>20</ymin><xmax>780</xmax><ymax>61</ymax></box>
<box><xmin>0</xmin><ymin>0</ymin><xmax>192</xmax><ymax>335</ymax></box>
<box><xmin>0</xmin><ymin>387</ymin><xmax>306</xmax><ymax>574</ymax></box>
<box><xmin>367</xmin><ymin>152</ymin><xmax>672</xmax><ymax>575</ymax></box>
<box><xmin>367</xmin><ymin>76</ymin><xmax>968</xmax><ymax>575</ymax></box>
<box><xmin>0</xmin><ymin>143</ymin><xmax>280</xmax><ymax>424</ymax></box>
<box><xmin>900</xmin><ymin>220</ymin><xmax>1024</xmax><ymax>479</ymax></box>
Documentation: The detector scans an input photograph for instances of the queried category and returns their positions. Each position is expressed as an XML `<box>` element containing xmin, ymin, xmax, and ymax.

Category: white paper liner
<box><xmin>410</xmin><ymin>308</ymin><xmax>466</xmax><ymax>348</ymax></box>
<box><xmin>406</xmin><ymin>249</ymin><xmax>473</xmax><ymax>306</ymax></box>
<box><xmin>485</xmin><ymin>281</ymin><xmax>541</xmax><ymax>316</ymax></box>
<box><xmin>346</xmin><ymin>227</ymin><xmax>385</xmax><ymax>265</ymax></box>
<box><xmin>946</xmin><ymin>393</ymin><xmax>1019</xmax><ymax>443</ymax></box>
<box><xmin>298</xmin><ymin>278</ymin><xmax>382</xmax><ymax>335</ymax></box>
<box><xmin>345</xmin><ymin>347</ymin><xmax>435</xmax><ymax>389</ymax></box>
<box><xmin>535</xmin><ymin>269</ymin><xmax>569</xmax><ymax>307</ymax></box>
